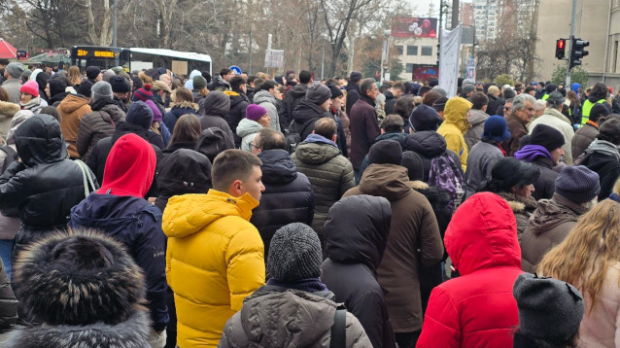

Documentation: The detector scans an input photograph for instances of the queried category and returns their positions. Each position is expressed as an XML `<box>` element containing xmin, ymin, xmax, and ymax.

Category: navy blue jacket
<box><xmin>68</xmin><ymin>194</ymin><xmax>169</xmax><ymax>331</ymax></box>
<box><xmin>251</xmin><ymin>150</ymin><xmax>315</xmax><ymax>260</ymax></box>
<box><xmin>163</xmin><ymin>106</ymin><xmax>200</xmax><ymax>134</ymax></box>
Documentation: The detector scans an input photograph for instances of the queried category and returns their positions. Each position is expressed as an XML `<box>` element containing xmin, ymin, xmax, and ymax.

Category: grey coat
<box><xmin>1</xmin><ymin>79</ymin><xmax>20</xmax><ymax>105</ymax></box>
<box><xmin>465</xmin><ymin>141</ymin><xmax>504</xmax><ymax>196</ymax></box>
<box><xmin>292</xmin><ymin>141</ymin><xmax>355</xmax><ymax>239</ymax></box>
<box><xmin>236</xmin><ymin>118</ymin><xmax>262</xmax><ymax>152</ymax></box>
<box><xmin>219</xmin><ymin>286</ymin><xmax>371</xmax><ymax>348</ymax></box>
<box><xmin>463</xmin><ymin>109</ymin><xmax>488</xmax><ymax>151</ymax></box>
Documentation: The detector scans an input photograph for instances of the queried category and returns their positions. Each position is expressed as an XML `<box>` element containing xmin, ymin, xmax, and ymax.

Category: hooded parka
<box><xmin>437</xmin><ymin>97</ymin><xmax>472</xmax><ymax>172</ymax></box>
<box><xmin>163</xmin><ymin>190</ymin><xmax>265</xmax><ymax>348</ymax></box>
<box><xmin>58</xmin><ymin>94</ymin><xmax>92</xmax><ymax>158</ymax></box>
<box><xmin>198</xmin><ymin>91</ymin><xmax>236</xmax><ymax>147</ymax></box>
<box><xmin>344</xmin><ymin>164</ymin><xmax>444</xmax><ymax>333</ymax></box>
<box><xmin>416</xmin><ymin>192</ymin><xmax>522</xmax><ymax>348</ymax></box>
<box><xmin>76</xmin><ymin>98</ymin><xmax>126</xmax><ymax>163</ymax></box>
<box><xmin>290</xmin><ymin>99</ymin><xmax>326</xmax><ymax>142</ymax></box>
<box><xmin>322</xmin><ymin>195</ymin><xmax>396</xmax><ymax>348</ymax></box>
<box><xmin>253</xmin><ymin>89</ymin><xmax>281</xmax><ymax>131</ymax></box>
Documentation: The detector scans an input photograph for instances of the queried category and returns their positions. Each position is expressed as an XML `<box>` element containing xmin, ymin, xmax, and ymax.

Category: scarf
<box><xmin>609</xmin><ymin>193</ymin><xmax>620</xmax><ymax>204</ymax></box>
<box><xmin>267</xmin><ymin>278</ymin><xmax>328</xmax><ymax>293</ymax></box>
<box><xmin>514</xmin><ymin>145</ymin><xmax>551</xmax><ymax>162</ymax></box>
<box><xmin>587</xmin><ymin>139</ymin><xmax>620</xmax><ymax>162</ymax></box>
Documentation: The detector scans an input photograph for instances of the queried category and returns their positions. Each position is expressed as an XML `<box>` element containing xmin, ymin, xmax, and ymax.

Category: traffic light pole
<box><xmin>566</xmin><ymin>0</ymin><xmax>577</xmax><ymax>87</ymax></box>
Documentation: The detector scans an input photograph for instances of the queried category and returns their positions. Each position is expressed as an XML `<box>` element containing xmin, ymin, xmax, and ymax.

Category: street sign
<box><xmin>229</xmin><ymin>65</ymin><xmax>242</xmax><ymax>75</ymax></box>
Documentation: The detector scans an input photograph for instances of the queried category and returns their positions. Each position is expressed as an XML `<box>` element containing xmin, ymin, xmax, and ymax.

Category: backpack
<box><xmin>286</xmin><ymin>119</ymin><xmax>315</xmax><ymax>154</ymax></box>
<box><xmin>0</xmin><ymin>145</ymin><xmax>17</xmax><ymax>174</ymax></box>
<box><xmin>428</xmin><ymin>153</ymin><xmax>465</xmax><ymax>213</ymax></box>
<box><xmin>330</xmin><ymin>308</ymin><xmax>347</xmax><ymax>348</ymax></box>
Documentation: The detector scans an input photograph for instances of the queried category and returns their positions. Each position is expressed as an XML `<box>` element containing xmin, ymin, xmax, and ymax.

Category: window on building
<box><xmin>407</xmin><ymin>45</ymin><xmax>418</xmax><ymax>55</ymax></box>
<box><xmin>396</xmin><ymin>45</ymin><xmax>403</xmax><ymax>55</ymax></box>
<box><xmin>421</xmin><ymin>46</ymin><xmax>433</xmax><ymax>56</ymax></box>
<box><xmin>405</xmin><ymin>63</ymin><xmax>414</xmax><ymax>73</ymax></box>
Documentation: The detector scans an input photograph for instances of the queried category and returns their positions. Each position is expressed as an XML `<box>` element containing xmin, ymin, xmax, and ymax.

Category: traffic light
<box><xmin>570</xmin><ymin>38</ymin><xmax>589</xmax><ymax>69</ymax></box>
<box><xmin>555</xmin><ymin>39</ymin><xmax>566</xmax><ymax>59</ymax></box>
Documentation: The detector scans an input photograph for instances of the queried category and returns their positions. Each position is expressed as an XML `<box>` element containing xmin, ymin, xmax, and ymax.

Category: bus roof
<box><xmin>129</xmin><ymin>48</ymin><xmax>212</xmax><ymax>62</ymax></box>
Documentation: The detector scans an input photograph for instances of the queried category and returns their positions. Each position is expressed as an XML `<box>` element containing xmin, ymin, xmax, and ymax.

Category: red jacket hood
<box><xmin>98</xmin><ymin>133</ymin><xmax>156</xmax><ymax>197</ymax></box>
<box><xmin>445</xmin><ymin>192</ymin><xmax>521</xmax><ymax>275</ymax></box>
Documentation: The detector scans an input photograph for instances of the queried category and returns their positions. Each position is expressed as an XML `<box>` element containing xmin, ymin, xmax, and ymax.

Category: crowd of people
<box><xmin>0</xmin><ymin>59</ymin><xmax>618</xmax><ymax>348</ymax></box>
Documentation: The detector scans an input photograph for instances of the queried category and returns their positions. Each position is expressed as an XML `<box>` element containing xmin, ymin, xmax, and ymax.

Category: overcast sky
<box><xmin>411</xmin><ymin>0</ymin><xmax>472</xmax><ymax>18</ymax></box>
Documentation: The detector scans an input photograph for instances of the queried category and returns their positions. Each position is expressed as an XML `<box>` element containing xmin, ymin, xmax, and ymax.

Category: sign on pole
<box><xmin>264</xmin><ymin>49</ymin><xmax>284</xmax><ymax>68</ymax></box>
<box><xmin>466</xmin><ymin>58</ymin><xmax>475</xmax><ymax>80</ymax></box>
<box><xmin>229</xmin><ymin>65</ymin><xmax>242</xmax><ymax>75</ymax></box>
<box><xmin>439</xmin><ymin>25</ymin><xmax>462</xmax><ymax>98</ymax></box>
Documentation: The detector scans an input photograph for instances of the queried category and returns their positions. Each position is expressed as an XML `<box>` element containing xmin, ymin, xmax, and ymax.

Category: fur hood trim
<box><xmin>505</xmin><ymin>200</ymin><xmax>525</xmax><ymax>213</ymax></box>
<box><xmin>12</xmin><ymin>229</ymin><xmax>146</xmax><ymax>326</ymax></box>
<box><xmin>409</xmin><ymin>180</ymin><xmax>429</xmax><ymax>190</ymax></box>
<box><xmin>3</xmin><ymin>309</ymin><xmax>151</xmax><ymax>348</ymax></box>
<box><xmin>0</xmin><ymin>101</ymin><xmax>19</xmax><ymax>118</ymax></box>
<box><xmin>171</xmin><ymin>100</ymin><xmax>199</xmax><ymax>111</ymax></box>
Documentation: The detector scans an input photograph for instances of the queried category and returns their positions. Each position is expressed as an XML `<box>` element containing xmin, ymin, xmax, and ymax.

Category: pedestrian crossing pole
<box><xmin>566</xmin><ymin>0</ymin><xmax>577</xmax><ymax>87</ymax></box>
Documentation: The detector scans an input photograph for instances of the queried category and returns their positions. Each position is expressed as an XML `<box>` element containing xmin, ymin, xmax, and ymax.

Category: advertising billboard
<box><xmin>412</xmin><ymin>65</ymin><xmax>439</xmax><ymax>82</ymax></box>
<box><xmin>392</xmin><ymin>17</ymin><xmax>438</xmax><ymax>38</ymax></box>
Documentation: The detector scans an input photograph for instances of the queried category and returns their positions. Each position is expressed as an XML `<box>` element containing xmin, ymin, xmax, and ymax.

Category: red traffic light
<box><xmin>556</xmin><ymin>39</ymin><xmax>566</xmax><ymax>60</ymax></box>
<box><xmin>558</xmin><ymin>40</ymin><xmax>565</xmax><ymax>49</ymax></box>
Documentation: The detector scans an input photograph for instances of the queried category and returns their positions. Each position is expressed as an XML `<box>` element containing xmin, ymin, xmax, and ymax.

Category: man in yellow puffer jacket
<box><xmin>163</xmin><ymin>149</ymin><xmax>266</xmax><ymax>348</ymax></box>
<box><xmin>437</xmin><ymin>97</ymin><xmax>473</xmax><ymax>172</ymax></box>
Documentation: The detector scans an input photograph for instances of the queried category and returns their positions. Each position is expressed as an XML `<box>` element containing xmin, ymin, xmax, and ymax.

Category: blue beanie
<box><xmin>125</xmin><ymin>101</ymin><xmax>153</xmax><ymax>130</ymax></box>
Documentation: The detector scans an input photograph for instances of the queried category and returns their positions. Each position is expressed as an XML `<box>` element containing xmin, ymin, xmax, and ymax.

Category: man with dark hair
<box><xmin>208</xmin><ymin>68</ymin><xmax>233</xmax><ymax>91</ymax></box>
<box><xmin>418</xmin><ymin>85</ymin><xmax>432</xmax><ymax>97</ymax></box>
<box><xmin>572</xmin><ymin>103</ymin><xmax>611</xmax><ymax>159</ymax></box>
<box><xmin>579</xmin><ymin>118</ymin><xmax>620</xmax><ymax>200</ymax></box>
<box><xmin>249</xmin><ymin>128</ymin><xmax>315</xmax><ymax>260</ymax></box>
<box><xmin>226</xmin><ymin>76</ymin><xmax>251</xmax><ymax>147</ymax></box>
<box><xmin>464</xmin><ymin>92</ymin><xmax>490</xmax><ymax>150</ymax></box>
<box><xmin>346</xmin><ymin>71</ymin><xmax>363</xmax><ymax>115</ymax></box>
<box><xmin>581</xmin><ymin>82</ymin><xmax>610</xmax><ymax>126</ymax></box>
<box><xmin>253</xmin><ymin>80</ymin><xmax>282</xmax><ymax>131</ymax></box>
<box><xmin>292</xmin><ymin>117</ymin><xmax>355</xmax><ymax>245</ymax></box>
<box><xmin>246</xmin><ymin>75</ymin><xmax>257</xmax><ymax>101</ymax></box>
<box><xmin>524</xmin><ymin>86</ymin><xmax>536</xmax><ymax>96</ymax></box>
<box><xmin>163</xmin><ymin>149</ymin><xmax>265</xmax><ymax>348</ymax></box>
<box><xmin>282</xmin><ymin>70</ymin><xmax>313</xmax><ymax>128</ymax></box>
<box><xmin>349</xmin><ymin>78</ymin><xmax>380</xmax><ymax>180</ymax></box>
<box><xmin>357</xmin><ymin>114</ymin><xmax>407</xmax><ymax>177</ymax></box>
<box><xmin>385</xmin><ymin>82</ymin><xmax>405</xmax><ymax>115</ymax></box>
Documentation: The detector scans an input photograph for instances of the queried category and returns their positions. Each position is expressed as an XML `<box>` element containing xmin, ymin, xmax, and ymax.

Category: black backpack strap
<box><xmin>0</xmin><ymin>145</ymin><xmax>16</xmax><ymax>159</ymax></box>
<box><xmin>330</xmin><ymin>308</ymin><xmax>347</xmax><ymax>348</ymax></box>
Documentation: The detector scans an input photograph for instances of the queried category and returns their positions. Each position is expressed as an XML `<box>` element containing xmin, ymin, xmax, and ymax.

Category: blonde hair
<box><xmin>67</xmin><ymin>66</ymin><xmax>82</xmax><ymax>86</ymax></box>
<box><xmin>613</xmin><ymin>176</ymin><xmax>620</xmax><ymax>196</ymax></box>
<box><xmin>138</xmin><ymin>71</ymin><xmax>154</xmax><ymax>86</ymax></box>
<box><xmin>538</xmin><ymin>199</ymin><xmax>620</xmax><ymax>313</ymax></box>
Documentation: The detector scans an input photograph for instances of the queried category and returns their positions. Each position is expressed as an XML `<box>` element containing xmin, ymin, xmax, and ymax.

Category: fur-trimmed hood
<box><xmin>3</xmin><ymin>309</ymin><xmax>151</xmax><ymax>348</ymax></box>
<box><xmin>170</xmin><ymin>100</ymin><xmax>199</xmax><ymax>111</ymax></box>
<box><xmin>495</xmin><ymin>191</ymin><xmax>537</xmax><ymax>213</ymax></box>
<box><xmin>12</xmin><ymin>229</ymin><xmax>146</xmax><ymax>327</ymax></box>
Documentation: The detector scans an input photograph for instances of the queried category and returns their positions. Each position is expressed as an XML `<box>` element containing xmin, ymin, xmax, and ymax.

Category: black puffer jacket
<box><xmin>250</xmin><ymin>150</ymin><xmax>315</xmax><ymax>261</ymax></box>
<box><xmin>283</xmin><ymin>84</ymin><xmax>308</xmax><ymax>128</ymax></box>
<box><xmin>155</xmin><ymin>148</ymin><xmax>212</xmax><ymax>212</ymax></box>
<box><xmin>226</xmin><ymin>91</ymin><xmax>250</xmax><ymax>148</ymax></box>
<box><xmin>0</xmin><ymin>115</ymin><xmax>89</xmax><ymax>261</ymax></box>
<box><xmin>76</xmin><ymin>98</ymin><xmax>126</xmax><ymax>164</ymax></box>
<box><xmin>199</xmin><ymin>91</ymin><xmax>236</xmax><ymax>147</ymax></box>
<box><xmin>0</xmin><ymin>257</ymin><xmax>17</xmax><ymax>333</ymax></box>
<box><xmin>290</xmin><ymin>99</ymin><xmax>326</xmax><ymax>141</ymax></box>
<box><xmin>86</xmin><ymin>122</ymin><xmax>163</xmax><ymax>194</ymax></box>
<box><xmin>346</xmin><ymin>84</ymin><xmax>361</xmax><ymax>115</ymax></box>
<box><xmin>402</xmin><ymin>131</ymin><xmax>464</xmax><ymax>181</ymax></box>
<box><xmin>322</xmin><ymin>195</ymin><xmax>396</xmax><ymax>348</ymax></box>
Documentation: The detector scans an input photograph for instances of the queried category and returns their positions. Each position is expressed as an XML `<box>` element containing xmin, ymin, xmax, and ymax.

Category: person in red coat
<box><xmin>416</xmin><ymin>192</ymin><xmax>523</xmax><ymax>348</ymax></box>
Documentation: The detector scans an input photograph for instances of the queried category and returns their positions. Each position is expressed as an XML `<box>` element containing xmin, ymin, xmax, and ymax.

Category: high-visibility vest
<box><xmin>581</xmin><ymin>99</ymin><xmax>606</xmax><ymax>125</ymax></box>
<box><xmin>541</xmin><ymin>94</ymin><xmax>550</xmax><ymax>100</ymax></box>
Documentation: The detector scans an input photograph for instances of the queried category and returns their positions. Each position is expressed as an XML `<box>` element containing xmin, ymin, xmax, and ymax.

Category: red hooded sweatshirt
<box><xmin>97</xmin><ymin>133</ymin><xmax>156</xmax><ymax>197</ymax></box>
<box><xmin>417</xmin><ymin>192</ymin><xmax>522</xmax><ymax>348</ymax></box>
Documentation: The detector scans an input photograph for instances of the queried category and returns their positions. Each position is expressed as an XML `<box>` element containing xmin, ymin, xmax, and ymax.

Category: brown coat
<box><xmin>572</xmin><ymin>122</ymin><xmax>599</xmax><ymax>160</ymax></box>
<box><xmin>495</xmin><ymin>192</ymin><xmax>537</xmax><ymax>244</ymax></box>
<box><xmin>58</xmin><ymin>94</ymin><xmax>92</xmax><ymax>158</ymax></box>
<box><xmin>503</xmin><ymin>114</ymin><xmax>528</xmax><ymax>157</ymax></box>
<box><xmin>344</xmin><ymin>164</ymin><xmax>443</xmax><ymax>332</ymax></box>
<box><xmin>77</xmin><ymin>103</ymin><xmax>125</xmax><ymax>164</ymax></box>
<box><xmin>521</xmin><ymin>194</ymin><xmax>586</xmax><ymax>273</ymax></box>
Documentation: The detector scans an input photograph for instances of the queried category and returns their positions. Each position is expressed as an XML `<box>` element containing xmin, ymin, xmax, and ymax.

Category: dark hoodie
<box><xmin>290</xmin><ymin>99</ymin><xmax>326</xmax><ymax>141</ymax></box>
<box><xmin>346</xmin><ymin>83</ymin><xmax>361</xmax><ymax>115</ymax></box>
<box><xmin>358</xmin><ymin>132</ymin><xmax>408</xmax><ymax>178</ymax></box>
<box><xmin>155</xmin><ymin>148</ymin><xmax>212</xmax><ymax>212</ymax></box>
<box><xmin>250</xmin><ymin>149</ymin><xmax>315</xmax><ymax>260</ymax></box>
<box><xmin>322</xmin><ymin>195</ymin><xmax>396</xmax><ymax>348</ymax></box>
<box><xmin>402</xmin><ymin>131</ymin><xmax>464</xmax><ymax>181</ymax></box>
<box><xmin>199</xmin><ymin>91</ymin><xmax>236</xmax><ymax>145</ymax></box>
<box><xmin>0</xmin><ymin>115</ymin><xmax>88</xmax><ymax>260</ymax></box>
<box><xmin>68</xmin><ymin>133</ymin><xmax>168</xmax><ymax>331</ymax></box>
<box><xmin>195</xmin><ymin>127</ymin><xmax>235</xmax><ymax>163</ymax></box>
<box><xmin>283</xmin><ymin>83</ymin><xmax>308</xmax><ymax>128</ymax></box>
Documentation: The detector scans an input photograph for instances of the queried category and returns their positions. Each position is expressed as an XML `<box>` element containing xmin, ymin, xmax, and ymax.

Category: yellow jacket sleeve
<box><xmin>225</xmin><ymin>226</ymin><xmax>266</xmax><ymax>311</ymax></box>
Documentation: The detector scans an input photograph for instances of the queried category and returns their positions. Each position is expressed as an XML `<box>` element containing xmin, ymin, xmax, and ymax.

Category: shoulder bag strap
<box><xmin>330</xmin><ymin>308</ymin><xmax>347</xmax><ymax>348</ymax></box>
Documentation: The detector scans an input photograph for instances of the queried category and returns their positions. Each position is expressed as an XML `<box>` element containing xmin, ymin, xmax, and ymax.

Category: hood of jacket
<box><xmin>468</xmin><ymin>109</ymin><xmax>489</xmax><ymax>127</ymax></box>
<box><xmin>203</xmin><ymin>91</ymin><xmax>230</xmax><ymax>118</ymax></box>
<box><xmin>230</xmin><ymin>286</ymin><xmax>339</xmax><ymax>347</ymax></box>
<box><xmin>445</xmin><ymin>192</ymin><xmax>521</xmax><ymax>275</ymax></box>
<box><xmin>57</xmin><ymin>93</ymin><xmax>90</xmax><ymax>114</ymax></box>
<box><xmin>294</xmin><ymin>141</ymin><xmax>341</xmax><ymax>165</ymax></box>
<box><xmin>163</xmin><ymin>190</ymin><xmax>259</xmax><ymax>238</ymax></box>
<box><xmin>527</xmin><ymin>194</ymin><xmax>586</xmax><ymax>235</ymax></box>
<box><xmin>495</xmin><ymin>191</ymin><xmax>537</xmax><ymax>214</ymax></box>
<box><xmin>70</xmin><ymin>194</ymin><xmax>159</xmax><ymax>229</ymax></box>
<box><xmin>253</xmin><ymin>89</ymin><xmax>277</xmax><ymax>106</ymax></box>
<box><xmin>375</xmin><ymin>132</ymin><xmax>408</xmax><ymax>147</ymax></box>
<box><xmin>97</xmin><ymin>133</ymin><xmax>156</xmax><ymax>197</ymax></box>
<box><xmin>0</xmin><ymin>100</ymin><xmax>19</xmax><ymax>118</ymax></box>
<box><xmin>236</xmin><ymin>118</ymin><xmax>262</xmax><ymax>138</ymax></box>
<box><xmin>196</xmin><ymin>127</ymin><xmax>234</xmax><ymax>163</ymax></box>
<box><xmin>289</xmin><ymin>83</ymin><xmax>308</xmax><ymax>99</ymax></box>
<box><xmin>402</xmin><ymin>131</ymin><xmax>447</xmax><ymax>157</ymax></box>
<box><xmin>358</xmin><ymin>164</ymin><xmax>412</xmax><ymax>201</ymax></box>
<box><xmin>258</xmin><ymin>149</ymin><xmax>297</xmax><ymax>185</ymax></box>
<box><xmin>157</xmin><ymin>148</ymin><xmax>212</xmax><ymax>197</ymax></box>
<box><xmin>4</xmin><ymin>310</ymin><xmax>150</xmax><ymax>348</ymax></box>
<box><xmin>444</xmin><ymin>97</ymin><xmax>472</xmax><ymax>134</ymax></box>
<box><xmin>14</xmin><ymin>114</ymin><xmax>67</xmax><ymax>167</ymax></box>
<box><xmin>292</xmin><ymin>99</ymin><xmax>325</xmax><ymax>124</ymax></box>
<box><xmin>225</xmin><ymin>90</ymin><xmax>250</xmax><ymax>108</ymax></box>
<box><xmin>324</xmin><ymin>195</ymin><xmax>392</xmax><ymax>271</ymax></box>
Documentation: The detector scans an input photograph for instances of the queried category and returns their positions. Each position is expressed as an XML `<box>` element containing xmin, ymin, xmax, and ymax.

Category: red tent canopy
<box><xmin>0</xmin><ymin>39</ymin><xmax>17</xmax><ymax>59</ymax></box>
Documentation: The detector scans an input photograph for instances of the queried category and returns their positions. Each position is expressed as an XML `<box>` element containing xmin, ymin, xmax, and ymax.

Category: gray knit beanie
<box><xmin>555</xmin><ymin>165</ymin><xmax>600</xmax><ymax>204</ymax></box>
<box><xmin>305</xmin><ymin>82</ymin><xmax>331</xmax><ymax>106</ymax></box>
<box><xmin>91</xmin><ymin>81</ymin><xmax>114</xmax><ymax>103</ymax></box>
<box><xmin>6</xmin><ymin>62</ymin><xmax>24</xmax><ymax>79</ymax></box>
<box><xmin>267</xmin><ymin>223</ymin><xmax>323</xmax><ymax>282</ymax></box>
<box><xmin>514</xmin><ymin>273</ymin><xmax>584</xmax><ymax>344</ymax></box>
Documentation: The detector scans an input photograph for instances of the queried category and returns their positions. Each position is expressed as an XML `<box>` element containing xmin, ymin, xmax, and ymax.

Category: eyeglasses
<box><xmin>504</xmin><ymin>107</ymin><xmax>511</xmax><ymax>111</ymax></box>
<box><xmin>250</xmin><ymin>142</ymin><xmax>261</xmax><ymax>150</ymax></box>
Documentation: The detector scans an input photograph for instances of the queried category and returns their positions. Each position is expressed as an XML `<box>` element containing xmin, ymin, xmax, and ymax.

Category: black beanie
<box><xmin>86</xmin><ymin>66</ymin><xmax>101</xmax><ymax>81</ymax></box>
<box><xmin>530</xmin><ymin>124</ymin><xmax>565</xmax><ymax>152</ymax></box>
<box><xmin>402</xmin><ymin>151</ymin><xmax>425</xmax><ymax>181</ymax></box>
<box><xmin>77</xmin><ymin>80</ymin><xmax>93</xmax><ymax>98</ymax></box>
<box><xmin>410</xmin><ymin>104</ymin><xmax>441</xmax><ymax>131</ymax></box>
<box><xmin>49</xmin><ymin>78</ymin><xmax>66</xmax><ymax>97</ymax></box>
<box><xmin>110</xmin><ymin>75</ymin><xmax>130</xmax><ymax>93</ymax></box>
<box><xmin>125</xmin><ymin>101</ymin><xmax>154</xmax><ymax>130</ymax></box>
<box><xmin>369</xmin><ymin>140</ymin><xmax>403</xmax><ymax>166</ymax></box>
<box><xmin>327</xmin><ymin>83</ymin><xmax>343</xmax><ymax>99</ymax></box>
<box><xmin>489</xmin><ymin>157</ymin><xmax>541</xmax><ymax>192</ymax></box>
